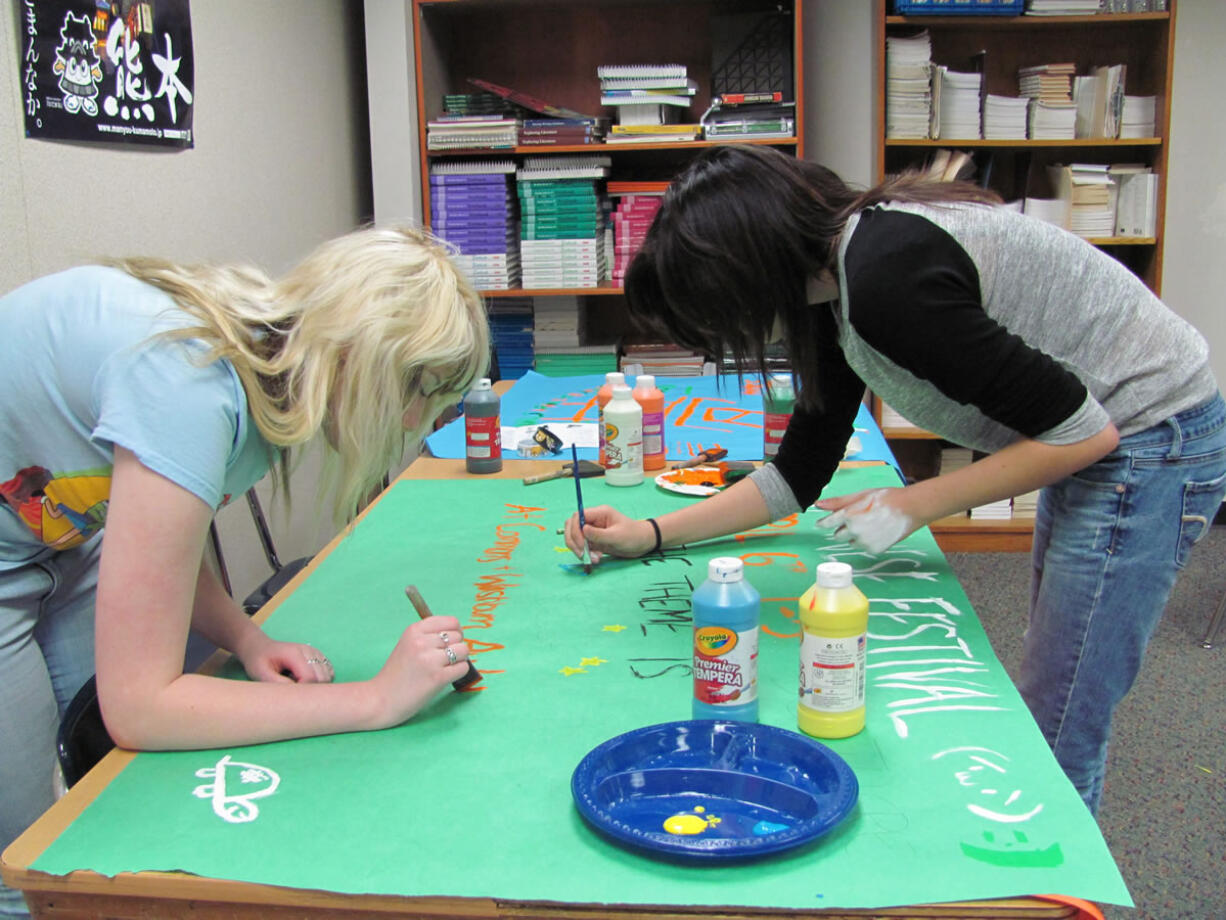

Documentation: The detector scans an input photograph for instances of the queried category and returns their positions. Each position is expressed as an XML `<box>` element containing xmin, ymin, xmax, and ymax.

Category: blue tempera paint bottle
<box><xmin>692</xmin><ymin>557</ymin><xmax>760</xmax><ymax>722</ymax></box>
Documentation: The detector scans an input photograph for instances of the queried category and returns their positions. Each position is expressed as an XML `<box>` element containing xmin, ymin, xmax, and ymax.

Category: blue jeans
<box><xmin>0</xmin><ymin>537</ymin><xmax>101</xmax><ymax>919</ymax></box>
<box><xmin>1020</xmin><ymin>393</ymin><xmax>1226</xmax><ymax>815</ymax></box>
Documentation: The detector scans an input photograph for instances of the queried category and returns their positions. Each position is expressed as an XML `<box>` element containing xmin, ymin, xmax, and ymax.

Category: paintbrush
<box><xmin>671</xmin><ymin>446</ymin><xmax>728</xmax><ymax>470</ymax></box>
<box><xmin>404</xmin><ymin>585</ymin><xmax>483</xmax><ymax>691</ymax></box>
<box><xmin>571</xmin><ymin>443</ymin><xmax>593</xmax><ymax>574</ymax></box>
<box><xmin>522</xmin><ymin>459</ymin><xmax>603</xmax><ymax>485</ymax></box>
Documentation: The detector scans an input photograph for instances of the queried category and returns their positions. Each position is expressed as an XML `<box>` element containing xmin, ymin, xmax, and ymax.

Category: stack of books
<box><xmin>1025</xmin><ymin>0</ymin><xmax>1103</xmax><ymax>14</ymax></box>
<box><xmin>620</xmin><ymin>343</ymin><xmax>713</xmax><ymax>377</ymax></box>
<box><xmin>487</xmin><ymin>297</ymin><xmax>535</xmax><ymax>380</ymax></box>
<box><xmin>1019</xmin><ymin>61</ymin><xmax>1076</xmax><ymax>140</ymax></box>
<box><xmin>598</xmin><ymin>64</ymin><xmax>695</xmax><ymax>127</ymax></box>
<box><xmin>934</xmin><ymin>67</ymin><xmax>982</xmax><ymax>140</ymax></box>
<box><xmin>428</xmin><ymin>160</ymin><xmax>519</xmax><ymax>289</ymax></box>
<box><xmin>970</xmin><ymin>499</ymin><xmax>1014</xmax><ymax>521</ymax></box>
<box><xmin>606</xmin><ymin>123</ymin><xmax>703</xmax><ymax>144</ymax></box>
<box><xmin>1119</xmin><ymin>95</ymin><xmax>1156</xmax><ymax>138</ymax></box>
<box><xmin>1028</xmin><ymin>99</ymin><xmax>1077</xmax><ymax>139</ymax></box>
<box><xmin>885</xmin><ymin>31</ymin><xmax>933</xmax><ymax>139</ymax></box>
<box><xmin>531</xmin><ymin>296</ymin><xmax>620</xmax><ymax>377</ymax></box>
<box><xmin>700</xmin><ymin>92</ymin><xmax>794</xmax><ymax>141</ymax></box>
<box><xmin>1049</xmin><ymin>163</ymin><xmax>1117</xmax><ymax>238</ymax></box>
<box><xmin>608</xmin><ymin>181</ymin><xmax>666</xmax><ymax>287</ymax></box>
<box><xmin>426</xmin><ymin>114</ymin><xmax>518</xmax><ymax>151</ymax></box>
<box><xmin>516</xmin><ymin>156</ymin><xmax>610</xmax><ymax>290</ymax></box>
<box><xmin>1012</xmin><ymin>491</ymin><xmax>1040</xmax><ymax>518</ymax></box>
<box><xmin>982</xmin><ymin>94</ymin><xmax>1029</xmax><ymax>140</ymax></box>
<box><xmin>1073</xmin><ymin>64</ymin><xmax>1127</xmax><ymax>139</ymax></box>
<box><xmin>464</xmin><ymin>76</ymin><xmax>605</xmax><ymax>145</ymax></box>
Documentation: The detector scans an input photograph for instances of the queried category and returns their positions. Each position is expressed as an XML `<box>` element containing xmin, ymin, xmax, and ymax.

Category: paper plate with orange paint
<box><xmin>571</xmin><ymin>720</ymin><xmax>858</xmax><ymax>861</ymax></box>
<box><xmin>654</xmin><ymin>465</ymin><xmax>740</xmax><ymax>497</ymax></box>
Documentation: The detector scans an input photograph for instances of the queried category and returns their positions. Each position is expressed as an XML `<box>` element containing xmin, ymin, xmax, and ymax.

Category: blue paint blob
<box><xmin>752</xmin><ymin>819</ymin><xmax>789</xmax><ymax>836</ymax></box>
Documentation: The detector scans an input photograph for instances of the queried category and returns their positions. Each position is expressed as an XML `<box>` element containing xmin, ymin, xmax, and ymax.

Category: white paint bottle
<box><xmin>602</xmin><ymin>383</ymin><xmax>643</xmax><ymax>487</ymax></box>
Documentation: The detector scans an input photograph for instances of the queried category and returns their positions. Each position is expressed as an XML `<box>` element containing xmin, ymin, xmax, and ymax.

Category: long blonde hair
<box><xmin>114</xmin><ymin>225</ymin><xmax>489</xmax><ymax>520</ymax></box>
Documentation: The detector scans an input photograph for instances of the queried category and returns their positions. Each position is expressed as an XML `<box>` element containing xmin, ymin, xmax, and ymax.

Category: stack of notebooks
<box><xmin>487</xmin><ymin>297</ymin><xmax>535</xmax><ymax>380</ymax></box>
<box><xmin>516</xmin><ymin>156</ymin><xmax>611</xmax><ymax>290</ymax></box>
<box><xmin>427</xmin><ymin>93</ymin><xmax>520</xmax><ymax>151</ymax></box>
<box><xmin>598</xmin><ymin>63</ymin><xmax>697</xmax><ymax>131</ymax></box>
<box><xmin>934</xmin><ymin>67</ymin><xmax>982</xmax><ymax>140</ymax></box>
<box><xmin>885</xmin><ymin>31</ymin><xmax>932</xmax><ymax>139</ymax></box>
<box><xmin>428</xmin><ymin>160</ymin><xmax>519</xmax><ymax>289</ymax></box>
<box><xmin>608</xmin><ymin>181</ymin><xmax>667</xmax><ymax>287</ymax></box>
<box><xmin>700</xmin><ymin>92</ymin><xmax>795</xmax><ymax>141</ymax></box>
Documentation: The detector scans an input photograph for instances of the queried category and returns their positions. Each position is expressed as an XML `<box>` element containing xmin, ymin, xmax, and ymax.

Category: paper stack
<box><xmin>1119</xmin><ymin>95</ymin><xmax>1156</xmax><ymax>138</ymax></box>
<box><xmin>1050</xmin><ymin>163</ymin><xmax>1117</xmax><ymax>238</ymax></box>
<box><xmin>983</xmin><ymin>94</ymin><xmax>1029</xmax><ymax>140</ymax></box>
<box><xmin>429</xmin><ymin>160</ymin><xmax>519</xmax><ymax>289</ymax></box>
<box><xmin>935</xmin><ymin>68</ymin><xmax>982</xmax><ymax>141</ymax></box>
<box><xmin>885</xmin><ymin>31</ymin><xmax>933</xmax><ymax>139</ymax></box>
<box><xmin>970</xmin><ymin>499</ymin><xmax>1014</xmax><ymax>520</ymax></box>
<box><xmin>1012</xmin><ymin>491</ymin><xmax>1040</xmax><ymax>518</ymax></box>
<box><xmin>1018</xmin><ymin>62</ymin><xmax>1076</xmax><ymax>139</ymax></box>
<box><xmin>531</xmin><ymin>296</ymin><xmax>619</xmax><ymax>377</ymax></box>
<box><xmin>517</xmin><ymin>156</ymin><xmax>610</xmax><ymax>290</ymax></box>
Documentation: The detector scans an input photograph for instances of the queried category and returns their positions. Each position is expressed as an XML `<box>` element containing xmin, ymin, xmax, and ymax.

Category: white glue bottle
<box><xmin>463</xmin><ymin>378</ymin><xmax>502</xmax><ymax>474</ymax></box>
<box><xmin>602</xmin><ymin>383</ymin><xmax>643</xmax><ymax>486</ymax></box>
<box><xmin>798</xmin><ymin>561</ymin><xmax>868</xmax><ymax>739</ymax></box>
<box><xmin>692</xmin><ymin>557</ymin><xmax>760</xmax><ymax>722</ymax></box>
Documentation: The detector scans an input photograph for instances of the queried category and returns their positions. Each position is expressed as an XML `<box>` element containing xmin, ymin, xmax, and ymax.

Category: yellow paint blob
<box><xmin>663</xmin><ymin>813</ymin><xmax>710</xmax><ymax>836</ymax></box>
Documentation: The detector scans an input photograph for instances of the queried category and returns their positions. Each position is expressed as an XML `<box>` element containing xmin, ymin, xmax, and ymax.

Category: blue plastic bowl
<box><xmin>571</xmin><ymin>720</ymin><xmax>858</xmax><ymax>860</ymax></box>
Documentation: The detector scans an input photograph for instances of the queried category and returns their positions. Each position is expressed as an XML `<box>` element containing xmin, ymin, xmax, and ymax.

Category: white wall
<box><xmin>1163</xmin><ymin>0</ymin><xmax>1226</xmax><ymax>387</ymax></box>
<box><xmin>0</xmin><ymin>1</ymin><xmax>372</xmax><ymax>599</ymax></box>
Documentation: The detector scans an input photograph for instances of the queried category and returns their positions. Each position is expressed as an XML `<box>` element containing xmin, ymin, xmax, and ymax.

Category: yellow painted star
<box><xmin>580</xmin><ymin>657</ymin><xmax>608</xmax><ymax>667</ymax></box>
<box><xmin>602</xmin><ymin>624</ymin><xmax>627</xmax><ymax>632</ymax></box>
<box><xmin>560</xmin><ymin>665</ymin><xmax>586</xmax><ymax>676</ymax></box>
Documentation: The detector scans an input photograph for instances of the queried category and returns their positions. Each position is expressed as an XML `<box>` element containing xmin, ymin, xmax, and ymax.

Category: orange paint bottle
<box><xmin>632</xmin><ymin>374</ymin><xmax>666</xmax><ymax>471</ymax></box>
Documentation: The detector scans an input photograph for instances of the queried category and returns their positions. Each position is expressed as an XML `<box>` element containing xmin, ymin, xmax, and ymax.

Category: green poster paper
<box><xmin>32</xmin><ymin>466</ymin><xmax>1131</xmax><ymax>909</ymax></box>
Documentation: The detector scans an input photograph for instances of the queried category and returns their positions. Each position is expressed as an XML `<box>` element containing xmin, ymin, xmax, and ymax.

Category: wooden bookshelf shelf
<box><xmin>874</xmin><ymin>1</ymin><xmax>1176</xmax><ymax>552</ymax></box>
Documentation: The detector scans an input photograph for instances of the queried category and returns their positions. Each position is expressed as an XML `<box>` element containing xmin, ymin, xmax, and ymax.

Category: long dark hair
<box><xmin>625</xmin><ymin>145</ymin><xmax>1000</xmax><ymax>410</ymax></box>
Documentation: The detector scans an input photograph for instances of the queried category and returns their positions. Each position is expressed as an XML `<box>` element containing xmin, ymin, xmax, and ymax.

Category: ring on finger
<box><xmin>439</xmin><ymin>631</ymin><xmax>451</xmax><ymax>646</ymax></box>
<box><xmin>306</xmin><ymin>656</ymin><xmax>330</xmax><ymax>666</ymax></box>
<box><xmin>444</xmin><ymin>646</ymin><xmax>458</xmax><ymax>666</ymax></box>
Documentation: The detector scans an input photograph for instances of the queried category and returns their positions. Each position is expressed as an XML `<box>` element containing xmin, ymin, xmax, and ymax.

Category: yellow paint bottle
<box><xmin>798</xmin><ymin>561</ymin><xmax>868</xmax><ymax>739</ymax></box>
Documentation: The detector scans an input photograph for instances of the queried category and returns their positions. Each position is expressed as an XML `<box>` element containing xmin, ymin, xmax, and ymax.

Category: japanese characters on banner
<box><xmin>19</xmin><ymin>0</ymin><xmax>194</xmax><ymax>148</ymax></box>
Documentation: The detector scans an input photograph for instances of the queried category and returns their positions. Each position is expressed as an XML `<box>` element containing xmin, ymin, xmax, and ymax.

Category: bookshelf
<box><xmin>874</xmin><ymin>0</ymin><xmax>1176</xmax><ymax>553</ymax></box>
<box><xmin>411</xmin><ymin>0</ymin><xmax>804</xmax><ymax>324</ymax></box>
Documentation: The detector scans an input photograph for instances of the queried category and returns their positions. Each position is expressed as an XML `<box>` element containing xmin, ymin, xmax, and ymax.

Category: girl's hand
<box><xmin>368</xmin><ymin>616</ymin><xmax>470</xmax><ymax>727</ymax></box>
<box><xmin>814</xmin><ymin>487</ymin><xmax>918</xmax><ymax>554</ymax></box>
<box><xmin>237</xmin><ymin>634</ymin><xmax>336</xmax><ymax>684</ymax></box>
<box><xmin>564</xmin><ymin>505</ymin><xmax>656</xmax><ymax>563</ymax></box>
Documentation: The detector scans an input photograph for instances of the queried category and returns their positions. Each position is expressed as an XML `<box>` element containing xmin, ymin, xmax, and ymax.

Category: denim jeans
<box><xmin>1019</xmin><ymin>393</ymin><xmax>1226</xmax><ymax>815</ymax></box>
<box><xmin>0</xmin><ymin>537</ymin><xmax>101</xmax><ymax>919</ymax></box>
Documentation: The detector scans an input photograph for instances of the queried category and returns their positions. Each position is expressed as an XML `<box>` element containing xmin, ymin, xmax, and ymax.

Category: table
<box><xmin>2</xmin><ymin>460</ymin><xmax>1127</xmax><ymax>920</ymax></box>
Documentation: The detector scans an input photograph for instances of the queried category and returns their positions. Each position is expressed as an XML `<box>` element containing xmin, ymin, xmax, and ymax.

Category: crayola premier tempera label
<box><xmin>692</xmin><ymin>625</ymin><xmax>759</xmax><ymax>707</ymax></box>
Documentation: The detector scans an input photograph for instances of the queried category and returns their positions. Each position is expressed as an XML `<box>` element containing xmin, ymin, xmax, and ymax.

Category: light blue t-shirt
<box><xmin>0</xmin><ymin>265</ymin><xmax>274</xmax><ymax>569</ymax></box>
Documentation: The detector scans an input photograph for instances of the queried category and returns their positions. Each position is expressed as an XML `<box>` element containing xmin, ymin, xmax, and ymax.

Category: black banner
<box><xmin>19</xmin><ymin>0</ymin><xmax>194</xmax><ymax>148</ymax></box>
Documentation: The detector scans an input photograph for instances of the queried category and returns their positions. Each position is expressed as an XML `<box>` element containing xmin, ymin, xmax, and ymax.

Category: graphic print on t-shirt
<box><xmin>0</xmin><ymin>464</ymin><xmax>110</xmax><ymax>549</ymax></box>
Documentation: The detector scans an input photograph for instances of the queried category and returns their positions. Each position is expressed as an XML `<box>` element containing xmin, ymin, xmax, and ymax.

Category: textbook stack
<box><xmin>1019</xmin><ymin>62</ymin><xmax>1077</xmax><ymax>139</ymax></box>
<box><xmin>608</xmin><ymin>181</ymin><xmax>666</xmax><ymax>287</ymax></box>
<box><xmin>487</xmin><ymin>297</ymin><xmax>535</xmax><ymax>380</ymax></box>
<box><xmin>885</xmin><ymin>31</ymin><xmax>932</xmax><ymax>139</ymax></box>
<box><xmin>520</xmin><ymin>117</ymin><xmax>603</xmax><ymax>146</ymax></box>
<box><xmin>1048</xmin><ymin>163</ymin><xmax>1117</xmax><ymax>238</ymax></box>
<box><xmin>516</xmin><ymin>156</ymin><xmax>611</xmax><ymax>290</ymax></box>
<box><xmin>598</xmin><ymin>63</ymin><xmax>695</xmax><ymax>127</ymax></box>
<box><xmin>620</xmin><ymin>343</ymin><xmax>713</xmax><ymax>378</ymax></box>
<box><xmin>530</xmin><ymin>296</ymin><xmax>619</xmax><ymax>376</ymax></box>
<box><xmin>982</xmin><ymin>95</ymin><xmax>1029</xmax><ymax>140</ymax></box>
<box><xmin>428</xmin><ymin>160</ymin><xmax>519</xmax><ymax>289</ymax></box>
<box><xmin>700</xmin><ymin>92</ymin><xmax>795</xmax><ymax>141</ymax></box>
<box><xmin>934</xmin><ymin>67</ymin><xmax>982</xmax><ymax>140</ymax></box>
<box><xmin>1119</xmin><ymin>95</ymin><xmax>1156</xmax><ymax>138</ymax></box>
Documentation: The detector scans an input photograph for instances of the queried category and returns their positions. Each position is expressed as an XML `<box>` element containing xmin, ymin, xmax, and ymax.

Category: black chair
<box><xmin>56</xmin><ymin>675</ymin><xmax>111</xmax><ymax>789</ymax></box>
<box><xmin>55</xmin><ymin>490</ymin><xmax>312</xmax><ymax>788</ymax></box>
